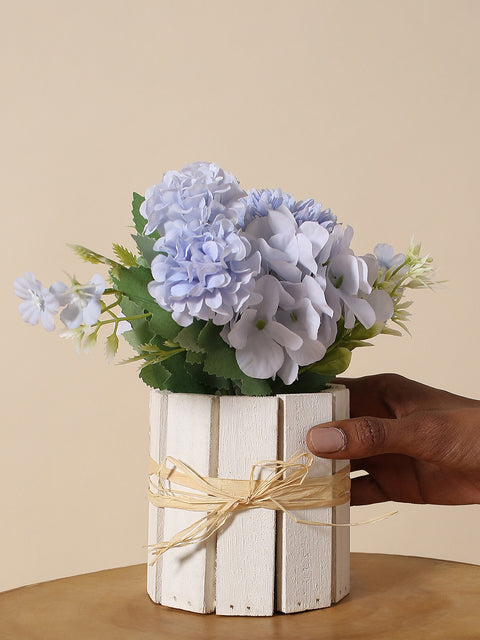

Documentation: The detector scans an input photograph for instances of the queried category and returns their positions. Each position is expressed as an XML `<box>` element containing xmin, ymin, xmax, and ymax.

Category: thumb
<box><xmin>306</xmin><ymin>414</ymin><xmax>437</xmax><ymax>461</ymax></box>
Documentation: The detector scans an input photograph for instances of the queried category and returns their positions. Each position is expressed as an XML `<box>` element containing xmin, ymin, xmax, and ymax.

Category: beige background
<box><xmin>1</xmin><ymin>0</ymin><xmax>479</xmax><ymax>592</ymax></box>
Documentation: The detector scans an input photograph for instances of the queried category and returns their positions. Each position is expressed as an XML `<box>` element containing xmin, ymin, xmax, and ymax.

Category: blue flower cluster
<box><xmin>141</xmin><ymin>162</ymin><xmax>395</xmax><ymax>383</ymax></box>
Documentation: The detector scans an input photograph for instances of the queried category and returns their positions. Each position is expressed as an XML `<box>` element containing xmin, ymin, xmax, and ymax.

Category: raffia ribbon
<box><xmin>148</xmin><ymin>452</ymin><xmax>395</xmax><ymax>565</ymax></box>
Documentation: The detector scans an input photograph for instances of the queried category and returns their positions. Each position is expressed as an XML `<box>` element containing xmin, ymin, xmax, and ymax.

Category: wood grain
<box><xmin>277</xmin><ymin>392</ymin><xmax>335</xmax><ymax>613</ymax></box>
<box><xmin>215</xmin><ymin>395</ymin><xmax>278</xmax><ymax>616</ymax></box>
<box><xmin>146</xmin><ymin>390</ymin><xmax>168</xmax><ymax>604</ymax></box>
<box><xmin>331</xmin><ymin>385</ymin><xmax>350</xmax><ymax>603</ymax></box>
<box><xmin>151</xmin><ymin>392</ymin><xmax>219</xmax><ymax>614</ymax></box>
<box><xmin>2</xmin><ymin>555</ymin><xmax>479</xmax><ymax>640</ymax></box>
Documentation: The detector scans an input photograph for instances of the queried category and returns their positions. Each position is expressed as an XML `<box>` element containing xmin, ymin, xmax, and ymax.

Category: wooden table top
<box><xmin>1</xmin><ymin>553</ymin><xmax>479</xmax><ymax>639</ymax></box>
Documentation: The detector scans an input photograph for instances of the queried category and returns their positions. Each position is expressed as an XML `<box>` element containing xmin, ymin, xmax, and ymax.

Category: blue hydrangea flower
<box><xmin>291</xmin><ymin>198</ymin><xmax>337</xmax><ymax>231</ymax></box>
<box><xmin>244</xmin><ymin>189</ymin><xmax>296</xmax><ymax>226</ymax></box>
<box><xmin>226</xmin><ymin>275</ymin><xmax>303</xmax><ymax>381</ymax></box>
<box><xmin>148</xmin><ymin>214</ymin><xmax>261</xmax><ymax>327</ymax></box>
<box><xmin>243</xmin><ymin>188</ymin><xmax>337</xmax><ymax>230</ymax></box>
<box><xmin>140</xmin><ymin>161</ymin><xmax>246</xmax><ymax>236</ymax></box>
<box><xmin>243</xmin><ymin>204</ymin><xmax>331</xmax><ymax>283</ymax></box>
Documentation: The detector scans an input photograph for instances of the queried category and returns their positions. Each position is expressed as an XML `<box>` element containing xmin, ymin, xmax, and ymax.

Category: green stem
<box><xmin>96</xmin><ymin>312</ymin><xmax>151</xmax><ymax>327</ymax></box>
<box><xmin>103</xmin><ymin>300</ymin><xmax>122</xmax><ymax>312</ymax></box>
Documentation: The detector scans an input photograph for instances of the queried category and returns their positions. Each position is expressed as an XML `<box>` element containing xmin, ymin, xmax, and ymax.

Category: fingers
<box><xmin>334</xmin><ymin>375</ymin><xmax>398</xmax><ymax>419</ymax></box>
<box><xmin>350</xmin><ymin>475</ymin><xmax>388</xmax><ymax>505</ymax></box>
<box><xmin>335</xmin><ymin>374</ymin><xmax>479</xmax><ymax>419</ymax></box>
<box><xmin>306</xmin><ymin>413</ymin><xmax>436</xmax><ymax>461</ymax></box>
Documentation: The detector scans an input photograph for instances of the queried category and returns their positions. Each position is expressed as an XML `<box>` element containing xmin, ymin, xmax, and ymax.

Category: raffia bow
<box><xmin>148</xmin><ymin>452</ymin><xmax>355</xmax><ymax>565</ymax></box>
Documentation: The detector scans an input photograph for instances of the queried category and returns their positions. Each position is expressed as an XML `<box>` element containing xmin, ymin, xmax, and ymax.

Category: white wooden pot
<box><xmin>147</xmin><ymin>386</ymin><xmax>350</xmax><ymax>616</ymax></box>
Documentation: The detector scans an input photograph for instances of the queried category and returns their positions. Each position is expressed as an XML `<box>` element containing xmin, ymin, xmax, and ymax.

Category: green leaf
<box><xmin>196</xmin><ymin>322</ymin><xmax>273</xmax><ymax>396</ymax></box>
<box><xmin>132</xmin><ymin>192</ymin><xmax>146</xmax><ymax>234</ymax></box>
<box><xmin>197</xmin><ymin>321</ymin><xmax>245</xmax><ymax>380</ymax></box>
<box><xmin>185</xmin><ymin>361</ymin><xmax>232</xmax><ymax>394</ymax></box>
<box><xmin>305</xmin><ymin>347</ymin><xmax>352</xmax><ymax>377</ymax></box>
<box><xmin>161</xmin><ymin>352</ymin><xmax>209</xmax><ymax>394</ymax></box>
<box><xmin>344</xmin><ymin>340</ymin><xmax>374</xmax><ymax>349</ymax></box>
<box><xmin>349</xmin><ymin>322</ymin><xmax>384</xmax><ymax>341</ymax></box>
<box><xmin>69</xmin><ymin>244</ymin><xmax>119</xmax><ymax>268</ymax></box>
<box><xmin>381</xmin><ymin>326</ymin><xmax>402</xmax><ymax>337</ymax></box>
<box><xmin>132</xmin><ymin>235</ymin><xmax>158</xmax><ymax>267</ymax></box>
<box><xmin>277</xmin><ymin>371</ymin><xmax>332</xmax><ymax>395</ymax></box>
<box><xmin>82</xmin><ymin>331</ymin><xmax>98</xmax><ymax>353</ymax></box>
<box><xmin>239</xmin><ymin>376</ymin><xmax>273</xmax><ymax>396</ymax></box>
<box><xmin>175</xmin><ymin>321</ymin><xmax>207</xmax><ymax>353</ymax></box>
<box><xmin>139</xmin><ymin>362</ymin><xmax>171</xmax><ymax>389</ymax></box>
<box><xmin>112</xmin><ymin>243</ymin><xmax>138</xmax><ymax>267</ymax></box>
<box><xmin>105</xmin><ymin>333</ymin><xmax>119</xmax><ymax>361</ymax></box>
<box><xmin>117</xmin><ymin>295</ymin><xmax>154</xmax><ymax>348</ymax></box>
<box><xmin>111</xmin><ymin>266</ymin><xmax>179</xmax><ymax>340</ymax></box>
<box><xmin>185</xmin><ymin>350</ymin><xmax>204</xmax><ymax>364</ymax></box>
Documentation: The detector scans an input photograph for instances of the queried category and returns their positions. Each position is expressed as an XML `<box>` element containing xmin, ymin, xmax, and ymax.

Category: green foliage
<box><xmin>348</xmin><ymin>323</ymin><xmax>384</xmax><ymax>341</ymax></box>
<box><xmin>105</xmin><ymin>333</ymin><xmax>119</xmax><ymax>361</ymax></box>
<box><xmin>175</xmin><ymin>321</ymin><xmax>206</xmax><ymax>353</ymax></box>
<box><xmin>69</xmin><ymin>244</ymin><xmax>119</xmax><ymax>268</ymax></box>
<box><xmin>117</xmin><ymin>296</ymin><xmax>154</xmax><ymax>348</ymax></box>
<box><xmin>185</xmin><ymin>362</ymin><xmax>232</xmax><ymax>394</ymax></box>
<box><xmin>161</xmin><ymin>353</ymin><xmax>209</xmax><ymax>394</ymax></box>
<box><xmin>277</xmin><ymin>371</ymin><xmax>332</xmax><ymax>394</ymax></box>
<box><xmin>197</xmin><ymin>322</ymin><xmax>242</xmax><ymax>378</ymax></box>
<box><xmin>132</xmin><ymin>235</ymin><xmax>158</xmax><ymax>267</ymax></box>
<box><xmin>111</xmin><ymin>265</ymin><xmax>179</xmax><ymax>340</ymax></box>
<box><xmin>132</xmin><ymin>192</ymin><xmax>146</xmax><ymax>234</ymax></box>
<box><xmin>185</xmin><ymin>350</ymin><xmax>204</xmax><ymax>364</ymax></box>
<box><xmin>239</xmin><ymin>375</ymin><xmax>273</xmax><ymax>397</ymax></box>
<box><xmin>305</xmin><ymin>346</ymin><xmax>352</xmax><ymax>377</ymax></box>
<box><xmin>139</xmin><ymin>362</ymin><xmax>171</xmax><ymax>389</ymax></box>
<box><xmin>112</xmin><ymin>244</ymin><xmax>137</xmax><ymax>267</ymax></box>
<box><xmin>197</xmin><ymin>322</ymin><xmax>273</xmax><ymax>396</ymax></box>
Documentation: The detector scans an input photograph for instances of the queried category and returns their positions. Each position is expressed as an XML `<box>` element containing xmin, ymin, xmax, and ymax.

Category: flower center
<box><xmin>30</xmin><ymin>290</ymin><xmax>45</xmax><ymax>311</ymax></box>
<box><xmin>333</xmin><ymin>274</ymin><xmax>344</xmax><ymax>289</ymax></box>
<box><xmin>255</xmin><ymin>319</ymin><xmax>267</xmax><ymax>330</ymax></box>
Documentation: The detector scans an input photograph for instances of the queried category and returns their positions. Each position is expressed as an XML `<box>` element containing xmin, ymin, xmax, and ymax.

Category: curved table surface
<box><xmin>1</xmin><ymin>553</ymin><xmax>479</xmax><ymax>639</ymax></box>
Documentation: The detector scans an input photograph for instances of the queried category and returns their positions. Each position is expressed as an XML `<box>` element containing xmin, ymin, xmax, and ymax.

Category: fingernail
<box><xmin>308</xmin><ymin>427</ymin><xmax>347</xmax><ymax>454</ymax></box>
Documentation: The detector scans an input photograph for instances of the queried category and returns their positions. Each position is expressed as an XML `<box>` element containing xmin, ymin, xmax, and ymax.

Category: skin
<box><xmin>306</xmin><ymin>374</ymin><xmax>480</xmax><ymax>505</ymax></box>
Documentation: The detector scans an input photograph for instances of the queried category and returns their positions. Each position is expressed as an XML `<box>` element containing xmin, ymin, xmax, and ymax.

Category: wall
<box><xmin>1</xmin><ymin>0</ymin><xmax>479</xmax><ymax>592</ymax></box>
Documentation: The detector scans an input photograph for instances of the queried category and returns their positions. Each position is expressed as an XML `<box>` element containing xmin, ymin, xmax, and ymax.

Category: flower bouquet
<box><xmin>15</xmin><ymin>162</ymin><xmax>435</xmax><ymax>615</ymax></box>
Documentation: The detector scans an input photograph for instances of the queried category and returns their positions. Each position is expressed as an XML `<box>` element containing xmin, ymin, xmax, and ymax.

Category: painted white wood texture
<box><xmin>147</xmin><ymin>388</ymin><xmax>350</xmax><ymax>615</ymax></box>
<box><xmin>152</xmin><ymin>392</ymin><xmax>219</xmax><ymax>613</ymax></box>
<box><xmin>215</xmin><ymin>396</ymin><xmax>278</xmax><ymax>616</ymax></box>
<box><xmin>276</xmin><ymin>392</ymin><xmax>335</xmax><ymax>613</ymax></box>
<box><xmin>146</xmin><ymin>391</ymin><xmax>168</xmax><ymax>604</ymax></box>
<box><xmin>331</xmin><ymin>386</ymin><xmax>350</xmax><ymax>603</ymax></box>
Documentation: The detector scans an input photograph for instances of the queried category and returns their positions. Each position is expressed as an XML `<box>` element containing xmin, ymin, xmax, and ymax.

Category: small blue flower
<box><xmin>374</xmin><ymin>243</ymin><xmax>406</xmax><ymax>271</ymax></box>
<box><xmin>14</xmin><ymin>272</ymin><xmax>59</xmax><ymax>331</ymax></box>
<box><xmin>50</xmin><ymin>274</ymin><xmax>106</xmax><ymax>329</ymax></box>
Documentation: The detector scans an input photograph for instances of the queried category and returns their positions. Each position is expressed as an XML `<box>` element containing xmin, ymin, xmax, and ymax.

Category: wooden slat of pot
<box><xmin>215</xmin><ymin>395</ymin><xmax>278</xmax><ymax>616</ymax></box>
<box><xmin>147</xmin><ymin>390</ymin><xmax>168</xmax><ymax>604</ymax></box>
<box><xmin>331</xmin><ymin>385</ymin><xmax>350</xmax><ymax>604</ymax></box>
<box><xmin>276</xmin><ymin>391</ymin><xmax>334</xmax><ymax>613</ymax></box>
<box><xmin>158</xmin><ymin>392</ymin><xmax>218</xmax><ymax>614</ymax></box>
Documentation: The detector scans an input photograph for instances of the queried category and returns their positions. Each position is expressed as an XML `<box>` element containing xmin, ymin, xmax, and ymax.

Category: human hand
<box><xmin>306</xmin><ymin>374</ymin><xmax>480</xmax><ymax>505</ymax></box>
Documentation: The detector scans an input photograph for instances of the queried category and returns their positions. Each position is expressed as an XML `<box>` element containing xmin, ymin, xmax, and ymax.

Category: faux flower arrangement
<box><xmin>15</xmin><ymin>162</ymin><xmax>435</xmax><ymax>396</ymax></box>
